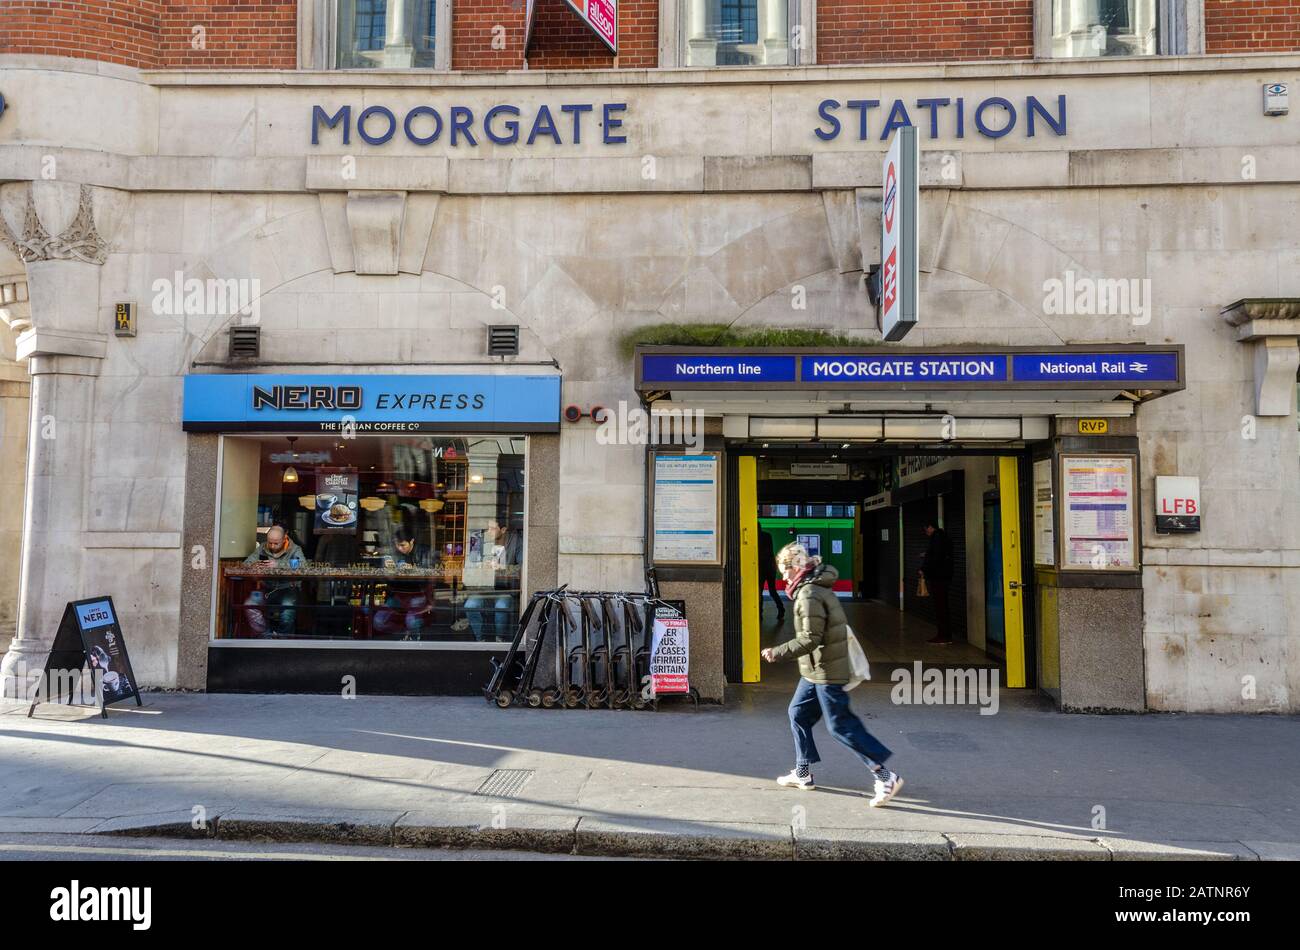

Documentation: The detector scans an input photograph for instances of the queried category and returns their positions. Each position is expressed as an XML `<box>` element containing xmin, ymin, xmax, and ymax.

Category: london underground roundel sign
<box><xmin>879</xmin><ymin>126</ymin><xmax>918</xmax><ymax>342</ymax></box>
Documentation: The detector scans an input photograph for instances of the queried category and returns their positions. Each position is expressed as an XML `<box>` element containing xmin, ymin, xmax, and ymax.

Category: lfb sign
<box><xmin>1155</xmin><ymin>476</ymin><xmax>1201</xmax><ymax>534</ymax></box>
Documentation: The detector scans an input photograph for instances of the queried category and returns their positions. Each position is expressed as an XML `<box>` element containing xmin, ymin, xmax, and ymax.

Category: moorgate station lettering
<box><xmin>310</xmin><ymin>93</ymin><xmax>1068</xmax><ymax>149</ymax></box>
<box><xmin>814</xmin><ymin>94</ymin><xmax>1068</xmax><ymax>141</ymax></box>
<box><xmin>311</xmin><ymin>103</ymin><xmax>629</xmax><ymax>147</ymax></box>
<box><xmin>809</xmin><ymin>357</ymin><xmax>1006</xmax><ymax>380</ymax></box>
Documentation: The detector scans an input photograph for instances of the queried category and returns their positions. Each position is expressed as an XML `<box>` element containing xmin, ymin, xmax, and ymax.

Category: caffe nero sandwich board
<box><xmin>28</xmin><ymin>596</ymin><xmax>143</xmax><ymax>719</ymax></box>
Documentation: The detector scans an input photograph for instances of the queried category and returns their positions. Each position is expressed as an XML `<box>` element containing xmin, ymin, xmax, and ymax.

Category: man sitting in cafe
<box><xmin>373</xmin><ymin>529</ymin><xmax>436</xmax><ymax>640</ymax></box>
<box><xmin>242</xmin><ymin>524</ymin><xmax>304</xmax><ymax>638</ymax></box>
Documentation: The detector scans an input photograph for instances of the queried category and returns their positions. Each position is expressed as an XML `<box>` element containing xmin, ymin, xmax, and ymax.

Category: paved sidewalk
<box><xmin>1</xmin><ymin>684</ymin><xmax>1296</xmax><ymax>860</ymax></box>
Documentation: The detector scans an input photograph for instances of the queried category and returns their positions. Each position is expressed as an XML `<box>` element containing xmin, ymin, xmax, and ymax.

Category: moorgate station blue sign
<box><xmin>182</xmin><ymin>373</ymin><xmax>561</xmax><ymax>433</ymax></box>
<box><xmin>636</xmin><ymin>346</ymin><xmax>1184</xmax><ymax>393</ymax></box>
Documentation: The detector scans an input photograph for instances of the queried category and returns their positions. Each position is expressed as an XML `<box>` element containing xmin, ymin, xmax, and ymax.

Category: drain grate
<box><xmin>474</xmin><ymin>769</ymin><xmax>535</xmax><ymax>799</ymax></box>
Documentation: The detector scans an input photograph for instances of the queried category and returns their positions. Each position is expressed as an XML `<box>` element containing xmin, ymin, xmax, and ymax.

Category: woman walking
<box><xmin>761</xmin><ymin>542</ymin><xmax>904</xmax><ymax>807</ymax></box>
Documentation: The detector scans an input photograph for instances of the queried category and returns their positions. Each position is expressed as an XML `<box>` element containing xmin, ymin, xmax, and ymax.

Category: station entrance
<box><xmin>638</xmin><ymin>342</ymin><xmax>1186</xmax><ymax>709</ymax></box>
<box><xmin>725</xmin><ymin>443</ymin><xmax>1034</xmax><ymax>692</ymax></box>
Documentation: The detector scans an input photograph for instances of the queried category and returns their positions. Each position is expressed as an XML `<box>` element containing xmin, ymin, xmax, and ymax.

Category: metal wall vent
<box><xmin>487</xmin><ymin>324</ymin><xmax>520</xmax><ymax>357</ymax></box>
<box><xmin>228</xmin><ymin>325</ymin><xmax>260</xmax><ymax>359</ymax></box>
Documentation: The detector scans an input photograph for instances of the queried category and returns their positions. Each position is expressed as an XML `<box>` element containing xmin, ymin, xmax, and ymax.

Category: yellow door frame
<box><xmin>998</xmin><ymin>456</ymin><xmax>1027</xmax><ymax>687</ymax></box>
<box><xmin>737</xmin><ymin>455</ymin><xmax>761</xmax><ymax>682</ymax></box>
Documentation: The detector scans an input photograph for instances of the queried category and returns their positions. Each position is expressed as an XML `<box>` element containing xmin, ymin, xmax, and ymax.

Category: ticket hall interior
<box><xmin>741</xmin><ymin>443</ymin><xmax>1035</xmax><ymax>695</ymax></box>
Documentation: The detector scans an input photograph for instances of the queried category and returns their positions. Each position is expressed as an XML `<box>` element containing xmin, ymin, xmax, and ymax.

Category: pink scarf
<box><xmin>787</xmin><ymin>564</ymin><xmax>816</xmax><ymax>595</ymax></box>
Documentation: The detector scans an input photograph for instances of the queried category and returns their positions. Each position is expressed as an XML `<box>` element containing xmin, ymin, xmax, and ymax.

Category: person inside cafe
<box><xmin>242</xmin><ymin>524</ymin><xmax>304</xmax><ymax>638</ymax></box>
<box><xmin>373</xmin><ymin>528</ymin><xmax>436</xmax><ymax>640</ymax></box>
<box><xmin>463</xmin><ymin>517</ymin><xmax>521</xmax><ymax>642</ymax></box>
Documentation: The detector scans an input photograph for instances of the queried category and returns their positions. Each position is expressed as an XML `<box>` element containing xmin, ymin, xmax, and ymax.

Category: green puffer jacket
<box><xmin>770</xmin><ymin>564</ymin><xmax>852</xmax><ymax>684</ymax></box>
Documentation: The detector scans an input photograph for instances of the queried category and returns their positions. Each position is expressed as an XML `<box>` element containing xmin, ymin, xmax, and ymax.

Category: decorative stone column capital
<box><xmin>1220</xmin><ymin>297</ymin><xmax>1300</xmax><ymax>340</ymax></box>
<box><xmin>0</xmin><ymin>182</ymin><xmax>127</xmax><ymax>266</ymax></box>
<box><xmin>1221</xmin><ymin>298</ymin><xmax>1300</xmax><ymax>418</ymax></box>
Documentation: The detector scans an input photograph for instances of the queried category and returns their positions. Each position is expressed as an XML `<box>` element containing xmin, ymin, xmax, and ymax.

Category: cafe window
<box><xmin>335</xmin><ymin>0</ymin><xmax>450</xmax><ymax>69</ymax></box>
<box><xmin>1040</xmin><ymin>0</ymin><xmax>1202</xmax><ymax>57</ymax></box>
<box><xmin>214</xmin><ymin>434</ymin><xmax>525</xmax><ymax>645</ymax></box>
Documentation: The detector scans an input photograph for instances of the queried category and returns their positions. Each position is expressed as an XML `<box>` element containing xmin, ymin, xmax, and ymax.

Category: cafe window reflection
<box><xmin>215</xmin><ymin>434</ymin><xmax>526</xmax><ymax>643</ymax></box>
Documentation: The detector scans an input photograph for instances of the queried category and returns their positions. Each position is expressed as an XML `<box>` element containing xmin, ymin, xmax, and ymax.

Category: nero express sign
<box><xmin>183</xmin><ymin>374</ymin><xmax>561</xmax><ymax>433</ymax></box>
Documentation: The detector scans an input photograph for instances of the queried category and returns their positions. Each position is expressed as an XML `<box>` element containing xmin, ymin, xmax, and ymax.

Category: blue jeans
<box><xmin>788</xmin><ymin>678</ymin><xmax>892</xmax><ymax>770</ymax></box>
<box><xmin>244</xmin><ymin>586</ymin><xmax>298</xmax><ymax>638</ymax></box>
<box><xmin>464</xmin><ymin>594</ymin><xmax>515</xmax><ymax>642</ymax></box>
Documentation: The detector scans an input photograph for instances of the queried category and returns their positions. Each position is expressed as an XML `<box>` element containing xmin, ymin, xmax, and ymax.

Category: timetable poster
<box><xmin>652</xmin><ymin>454</ymin><xmax>720</xmax><ymax>564</ymax></box>
<box><xmin>1061</xmin><ymin>455</ymin><xmax>1136</xmax><ymax>570</ymax></box>
<box><xmin>1033</xmin><ymin>458</ymin><xmax>1055</xmax><ymax>567</ymax></box>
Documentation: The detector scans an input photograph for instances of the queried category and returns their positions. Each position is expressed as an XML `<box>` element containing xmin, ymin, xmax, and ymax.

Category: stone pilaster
<box><xmin>0</xmin><ymin>182</ymin><xmax>122</xmax><ymax>698</ymax></box>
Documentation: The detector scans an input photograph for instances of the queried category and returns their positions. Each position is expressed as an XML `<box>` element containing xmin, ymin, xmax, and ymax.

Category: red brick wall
<box><xmin>160</xmin><ymin>1</ymin><xmax>297</xmax><ymax>68</ymax></box>
<box><xmin>1205</xmin><ymin>0</ymin><xmax>1300</xmax><ymax>52</ymax></box>
<box><xmin>818</xmin><ymin>0</ymin><xmax>1034</xmax><ymax>63</ymax></box>
<box><xmin>450</xmin><ymin>0</ymin><xmax>526</xmax><ymax>69</ymax></box>
<box><xmin>0</xmin><ymin>0</ymin><xmax>162</xmax><ymax>68</ymax></box>
<box><xmin>525</xmin><ymin>0</ymin><xmax>657</xmax><ymax>68</ymax></box>
<box><xmin>452</xmin><ymin>0</ymin><xmax>657</xmax><ymax>70</ymax></box>
<box><xmin>2</xmin><ymin>0</ymin><xmax>1296</xmax><ymax>71</ymax></box>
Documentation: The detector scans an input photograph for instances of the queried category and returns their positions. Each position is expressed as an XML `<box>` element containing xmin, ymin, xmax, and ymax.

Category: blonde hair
<box><xmin>776</xmin><ymin>542</ymin><xmax>820</xmax><ymax>573</ymax></box>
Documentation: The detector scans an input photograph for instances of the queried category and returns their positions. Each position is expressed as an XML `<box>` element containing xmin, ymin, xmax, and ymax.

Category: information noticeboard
<box><xmin>1033</xmin><ymin>458</ymin><xmax>1055</xmax><ymax>567</ymax></box>
<box><xmin>650</xmin><ymin>452</ymin><xmax>721</xmax><ymax>566</ymax></box>
<box><xmin>28</xmin><ymin>596</ymin><xmax>144</xmax><ymax>718</ymax></box>
<box><xmin>1059</xmin><ymin>455</ymin><xmax>1137</xmax><ymax>571</ymax></box>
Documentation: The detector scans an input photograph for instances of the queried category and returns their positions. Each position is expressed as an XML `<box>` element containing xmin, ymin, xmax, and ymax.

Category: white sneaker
<box><xmin>776</xmin><ymin>769</ymin><xmax>815</xmax><ymax>790</ymax></box>
<box><xmin>869</xmin><ymin>769</ymin><xmax>904</xmax><ymax>807</ymax></box>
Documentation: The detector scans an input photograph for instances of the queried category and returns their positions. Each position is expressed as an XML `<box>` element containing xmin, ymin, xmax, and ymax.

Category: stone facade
<box><xmin>0</xmin><ymin>51</ymin><xmax>1297</xmax><ymax>710</ymax></box>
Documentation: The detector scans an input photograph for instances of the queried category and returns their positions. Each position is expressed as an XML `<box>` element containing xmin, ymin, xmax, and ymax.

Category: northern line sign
<box><xmin>635</xmin><ymin>347</ymin><xmax>1183</xmax><ymax>391</ymax></box>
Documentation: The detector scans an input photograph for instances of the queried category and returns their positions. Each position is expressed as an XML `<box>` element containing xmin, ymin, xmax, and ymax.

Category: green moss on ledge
<box><xmin>621</xmin><ymin>324</ymin><xmax>877</xmax><ymax>360</ymax></box>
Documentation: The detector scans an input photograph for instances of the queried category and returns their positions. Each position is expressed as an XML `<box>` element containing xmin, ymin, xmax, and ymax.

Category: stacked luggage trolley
<box><xmin>484</xmin><ymin>580</ymin><xmax>689</xmax><ymax>711</ymax></box>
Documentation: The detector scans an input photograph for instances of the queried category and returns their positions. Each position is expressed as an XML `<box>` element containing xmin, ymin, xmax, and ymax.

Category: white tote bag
<box><xmin>844</xmin><ymin>625</ymin><xmax>872</xmax><ymax>692</ymax></box>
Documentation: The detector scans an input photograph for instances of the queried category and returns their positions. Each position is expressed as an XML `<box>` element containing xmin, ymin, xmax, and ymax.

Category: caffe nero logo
<box><xmin>252</xmin><ymin>385</ymin><xmax>363</xmax><ymax>411</ymax></box>
<box><xmin>83</xmin><ymin>609</ymin><xmax>110</xmax><ymax>624</ymax></box>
